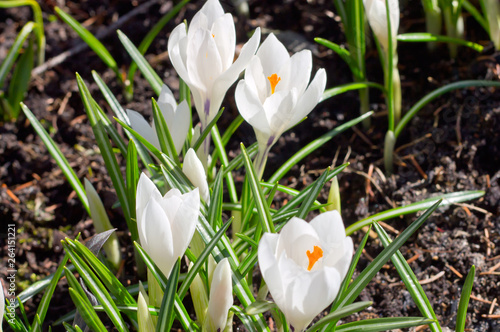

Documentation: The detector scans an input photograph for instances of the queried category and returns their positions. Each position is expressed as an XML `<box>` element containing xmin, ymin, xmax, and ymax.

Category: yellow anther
<box><xmin>306</xmin><ymin>246</ymin><xmax>323</xmax><ymax>271</ymax></box>
<box><xmin>267</xmin><ymin>73</ymin><xmax>281</xmax><ymax>94</ymax></box>
<box><xmin>212</xmin><ymin>33</ymin><xmax>215</xmax><ymax>38</ymax></box>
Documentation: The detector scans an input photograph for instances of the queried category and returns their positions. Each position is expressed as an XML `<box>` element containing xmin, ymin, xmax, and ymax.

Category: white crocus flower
<box><xmin>363</xmin><ymin>0</ymin><xmax>399</xmax><ymax>53</ymax></box>
<box><xmin>168</xmin><ymin>0</ymin><xmax>261</xmax><ymax>130</ymax></box>
<box><xmin>235</xmin><ymin>33</ymin><xmax>326</xmax><ymax>178</ymax></box>
<box><xmin>206</xmin><ymin>258</ymin><xmax>233</xmax><ymax>332</ymax></box>
<box><xmin>127</xmin><ymin>84</ymin><xmax>190</xmax><ymax>155</ymax></box>
<box><xmin>183</xmin><ymin>148</ymin><xmax>210</xmax><ymax>204</ymax></box>
<box><xmin>258</xmin><ymin>211</ymin><xmax>353</xmax><ymax>331</ymax></box>
<box><xmin>136</xmin><ymin>173</ymin><xmax>200</xmax><ymax>277</ymax></box>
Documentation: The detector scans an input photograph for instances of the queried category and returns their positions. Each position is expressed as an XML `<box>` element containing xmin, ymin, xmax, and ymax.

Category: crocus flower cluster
<box><xmin>131</xmin><ymin>0</ymin><xmax>352</xmax><ymax>330</ymax></box>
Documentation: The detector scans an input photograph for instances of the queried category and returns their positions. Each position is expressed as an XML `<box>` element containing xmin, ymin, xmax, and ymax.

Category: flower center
<box><xmin>306</xmin><ymin>245</ymin><xmax>323</xmax><ymax>271</ymax></box>
<box><xmin>267</xmin><ymin>73</ymin><xmax>281</xmax><ymax>94</ymax></box>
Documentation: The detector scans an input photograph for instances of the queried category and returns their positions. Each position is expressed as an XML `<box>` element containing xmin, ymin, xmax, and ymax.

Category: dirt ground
<box><xmin>1</xmin><ymin>0</ymin><xmax>499</xmax><ymax>330</ymax></box>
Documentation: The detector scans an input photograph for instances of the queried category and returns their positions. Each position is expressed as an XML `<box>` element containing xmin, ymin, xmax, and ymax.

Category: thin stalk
<box><xmin>253</xmin><ymin>143</ymin><xmax>271</xmax><ymax>181</ymax></box>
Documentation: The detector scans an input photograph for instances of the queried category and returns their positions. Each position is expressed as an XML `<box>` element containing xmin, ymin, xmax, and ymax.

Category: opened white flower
<box><xmin>363</xmin><ymin>0</ymin><xmax>400</xmax><ymax>52</ymax></box>
<box><xmin>258</xmin><ymin>211</ymin><xmax>353</xmax><ymax>331</ymax></box>
<box><xmin>183</xmin><ymin>148</ymin><xmax>210</xmax><ymax>204</ymax></box>
<box><xmin>235</xmin><ymin>33</ymin><xmax>326</xmax><ymax>177</ymax></box>
<box><xmin>206</xmin><ymin>258</ymin><xmax>233</xmax><ymax>331</ymax></box>
<box><xmin>168</xmin><ymin>0</ymin><xmax>261</xmax><ymax>128</ymax></box>
<box><xmin>136</xmin><ymin>173</ymin><xmax>200</xmax><ymax>277</ymax></box>
<box><xmin>127</xmin><ymin>84</ymin><xmax>189</xmax><ymax>155</ymax></box>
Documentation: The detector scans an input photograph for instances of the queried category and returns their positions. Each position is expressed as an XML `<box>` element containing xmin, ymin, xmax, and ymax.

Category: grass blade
<box><xmin>321</xmin><ymin>82</ymin><xmax>385</xmax><ymax>102</ymax></box>
<box><xmin>334</xmin><ymin>200</ymin><xmax>442</xmax><ymax>311</ymax></box>
<box><xmin>21</xmin><ymin>103</ymin><xmax>89</xmax><ymax>214</ymax></box>
<box><xmin>335</xmin><ymin>317</ymin><xmax>434</xmax><ymax>331</ymax></box>
<box><xmin>117</xmin><ymin>30</ymin><xmax>162</xmax><ymax>95</ymax></box>
<box><xmin>374</xmin><ymin>223</ymin><xmax>442</xmax><ymax>332</ymax></box>
<box><xmin>156</xmin><ymin>259</ymin><xmax>180</xmax><ymax>332</ymax></box>
<box><xmin>268</xmin><ymin>112</ymin><xmax>371</xmax><ymax>184</ymax></box>
<box><xmin>54</xmin><ymin>7</ymin><xmax>119</xmax><ymax>77</ymax></box>
<box><xmin>306</xmin><ymin>301</ymin><xmax>372</xmax><ymax>332</ymax></box>
<box><xmin>0</xmin><ymin>21</ymin><xmax>34</xmax><ymax>87</ymax></box>
<box><xmin>455</xmin><ymin>265</ymin><xmax>475</xmax><ymax>332</ymax></box>
<box><xmin>397</xmin><ymin>33</ymin><xmax>484</xmax><ymax>52</ymax></box>
<box><xmin>7</xmin><ymin>37</ymin><xmax>34</xmax><ymax>118</ymax></box>
<box><xmin>241</xmin><ymin>143</ymin><xmax>275</xmax><ymax>234</ymax></box>
<box><xmin>68</xmin><ymin>288</ymin><xmax>107</xmax><ymax>332</ymax></box>
<box><xmin>346</xmin><ymin>190</ymin><xmax>484</xmax><ymax>235</ymax></box>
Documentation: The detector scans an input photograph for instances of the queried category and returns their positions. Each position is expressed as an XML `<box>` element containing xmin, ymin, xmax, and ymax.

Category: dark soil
<box><xmin>1</xmin><ymin>0</ymin><xmax>499</xmax><ymax>331</ymax></box>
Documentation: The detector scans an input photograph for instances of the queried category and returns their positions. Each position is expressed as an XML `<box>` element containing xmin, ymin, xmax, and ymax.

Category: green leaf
<box><xmin>117</xmin><ymin>30</ymin><xmax>162</xmax><ymax>95</ymax></box>
<box><xmin>92</xmin><ymin>70</ymin><xmax>156</xmax><ymax>175</ymax></box>
<box><xmin>178</xmin><ymin>219</ymin><xmax>232</xmax><ymax>298</ymax></box>
<box><xmin>314</xmin><ymin>38</ymin><xmax>358</xmax><ymax>75</ymax></box>
<box><xmin>244</xmin><ymin>300</ymin><xmax>278</xmax><ymax>315</ymax></box>
<box><xmin>156</xmin><ymin>259</ymin><xmax>181</xmax><ymax>332</ymax></box>
<box><xmin>68</xmin><ymin>288</ymin><xmax>108</xmax><ymax>332</ymax></box>
<box><xmin>241</xmin><ymin>143</ymin><xmax>275</xmax><ymax>233</ymax></box>
<box><xmin>7</xmin><ymin>36</ymin><xmax>34</xmax><ymax>118</ymax></box>
<box><xmin>93</xmin><ymin>100</ymin><xmax>128</xmax><ymax>157</ymax></box>
<box><xmin>126</xmin><ymin>0</ymin><xmax>190</xmax><ymax>94</ymax></box>
<box><xmin>21</xmin><ymin>103</ymin><xmax>90</xmax><ymax>214</ymax></box>
<box><xmin>306</xmin><ymin>301</ymin><xmax>373</xmax><ymax>332</ymax></box>
<box><xmin>207</xmin><ymin>168</ymin><xmax>224</xmax><ymax>228</ymax></box>
<box><xmin>455</xmin><ymin>265</ymin><xmax>475</xmax><ymax>332</ymax></box>
<box><xmin>192</xmin><ymin>107</ymin><xmax>225</xmax><ymax>152</ymax></box>
<box><xmin>0</xmin><ymin>21</ymin><xmax>35</xmax><ymax>87</ymax></box>
<box><xmin>54</xmin><ymin>7</ymin><xmax>119</xmax><ymax>77</ymax></box>
<box><xmin>335</xmin><ymin>317</ymin><xmax>434</xmax><ymax>331</ymax></box>
<box><xmin>33</xmin><ymin>252</ymin><xmax>71</xmax><ymax>326</ymax></box>
<box><xmin>62</xmin><ymin>240</ymin><xmax>129</xmax><ymax>331</ymax></box>
<box><xmin>346</xmin><ymin>190</ymin><xmax>484</xmax><ymax>235</ymax></box>
<box><xmin>76</xmin><ymin>73</ymin><xmax>131</xmax><ymax>222</ymax></box>
<box><xmin>296</xmin><ymin>167</ymin><xmax>330</xmax><ymax>219</ymax></box>
<box><xmin>268</xmin><ymin>112</ymin><xmax>371</xmax><ymax>184</ymax></box>
<box><xmin>374</xmin><ymin>223</ymin><xmax>442</xmax><ymax>332</ymax></box>
<box><xmin>397</xmin><ymin>33</ymin><xmax>484</xmax><ymax>52</ymax></box>
<box><xmin>335</xmin><ymin>200</ymin><xmax>442</xmax><ymax>310</ymax></box>
<box><xmin>321</xmin><ymin>82</ymin><xmax>385</xmax><ymax>102</ymax></box>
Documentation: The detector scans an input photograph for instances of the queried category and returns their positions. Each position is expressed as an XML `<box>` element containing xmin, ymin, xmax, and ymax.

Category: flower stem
<box><xmin>254</xmin><ymin>143</ymin><xmax>271</xmax><ymax>180</ymax></box>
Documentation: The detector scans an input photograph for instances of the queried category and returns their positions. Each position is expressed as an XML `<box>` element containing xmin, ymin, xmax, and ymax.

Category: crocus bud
<box><xmin>205</xmin><ymin>258</ymin><xmax>233</xmax><ymax>332</ymax></box>
<box><xmin>183</xmin><ymin>148</ymin><xmax>210</xmax><ymax>204</ymax></box>
<box><xmin>363</xmin><ymin>0</ymin><xmax>400</xmax><ymax>53</ymax></box>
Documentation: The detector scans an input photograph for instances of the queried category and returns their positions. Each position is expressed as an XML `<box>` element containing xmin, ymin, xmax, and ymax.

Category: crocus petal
<box><xmin>210</xmin><ymin>27</ymin><xmax>261</xmax><ymax>119</ymax></box>
<box><xmin>244</xmin><ymin>56</ymin><xmax>268</xmax><ymax>104</ymax></box>
<box><xmin>142</xmin><ymin>198</ymin><xmax>175</xmax><ymax>276</ymax></box>
<box><xmin>289</xmin><ymin>68</ymin><xmax>326</xmax><ymax>127</ymax></box>
<box><xmin>258</xmin><ymin>233</ymin><xmax>286</xmax><ymax>306</ymax></box>
<box><xmin>278</xmin><ymin>50</ymin><xmax>312</xmax><ymax>97</ymax></box>
<box><xmin>136</xmin><ymin>173</ymin><xmax>161</xmax><ymax>236</ymax></box>
<box><xmin>183</xmin><ymin>148</ymin><xmax>210</xmax><ymax>203</ymax></box>
<box><xmin>263</xmin><ymin>89</ymin><xmax>297</xmax><ymax>138</ymax></box>
<box><xmin>169</xmin><ymin>188</ymin><xmax>200</xmax><ymax>260</ymax></box>
<box><xmin>207</xmin><ymin>258</ymin><xmax>233</xmax><ymax>331</ymax></box>
<box><xmin>127</xmin><ymin>109</ymin><xmax>160</xmax><ymax>151</ymax></box>
<box><xmin>199</xmin><ymin>0</ymin><xmax>225</xmax><ymax>28</ymax></box>
<box><xmin>257</xmin><ymin>33</ymin><xmax>290</xmax><ymax>77</ymax></box>
<box><xmin>235</xmin><ymin>80</ymin><xmax>271</xmax><ymax>137</ymax></box>
<box><xmin>168</xmin><ymin>23</ymin><xmax>190</xmax><ymax>84</ymax></box>
<box><xmin>211</xmin><ymin>13</ymin><xmax>236</xmax><ymax>70</ymax></box>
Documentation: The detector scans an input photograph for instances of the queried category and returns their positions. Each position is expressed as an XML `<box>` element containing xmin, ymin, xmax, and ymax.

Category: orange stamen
<box><xmin>267</xmin><ymin>73</ymin><xmax>281</xmax><ymax>94</ymax></box>
<box><xmin>306</xmin><ymin>246</ymin><xmax>323</xmax><ymax>271</ymax></box>
<box><xmin>212</xmin><ymin>34</ymin><xmax>215</xmax><ymax>38</ymax></box>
